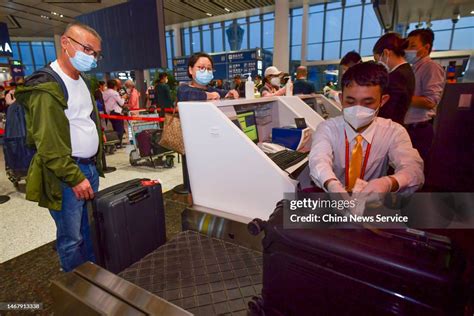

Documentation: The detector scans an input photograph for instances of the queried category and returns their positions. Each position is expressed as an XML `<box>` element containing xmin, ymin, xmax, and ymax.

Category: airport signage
<box><xmin>0</xmin><ymin>22</ymin><xmax>13</xmax><ymax>57</ymax></box>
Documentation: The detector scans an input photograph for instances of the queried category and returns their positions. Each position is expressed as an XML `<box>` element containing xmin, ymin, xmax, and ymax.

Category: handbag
<box><xmin>159</xmin><ymin>107</ymin><xmax>185</xmax><ymax>155</ymax></box>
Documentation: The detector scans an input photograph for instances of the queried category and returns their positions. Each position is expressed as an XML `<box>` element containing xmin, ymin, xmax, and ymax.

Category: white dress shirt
<box><xmin>50</xmin><ymin>60</ymin><xmax>99</xmax><ymax>159</ymax></box>
<box><xmin>309</xmin><ymin>116</ymin><xmax>424</xmax><ymax>193</ymax></box>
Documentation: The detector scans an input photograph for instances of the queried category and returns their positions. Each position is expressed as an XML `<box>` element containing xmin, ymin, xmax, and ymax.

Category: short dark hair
<box><xmin>98</xmin><ymin>80</ymin><xmax>105</xmax><ymax>86</ymax></box>
<box><xmin>159</xmin><ymin>72</ymin><xmax>168</xmax><ymax>81</ymax></box>
<box><xmin>373</xmin><ymin>32</ymin><xmax>408</xmax><ymax>57</ymax></box>
<box><xmin>341</xmin><ymin>61</ymin><xmax>388</xmax><ymax>93</ymax></box>
<box><xmin>187</xmin><ymin>52</ymin><xmax>214</xmax><ymax>78</ymax></box>
<box><xmin>407</xmin><ymin>28</ymin><xmax>435</xmax><ymax>53</ymax></box>
<box><xmin>340</xmin><ymin>51</ymin><xmax>362</xmax><ymax>66</ymax></box>
<box><xmin>234</xmin><ymin>75</ymin><xmax>241</xmax><ymax>80</ymax></box>
<box><xmin>106</xmin><ymin>79</ymin><xmax>117</xmax><ymax>89</ymax></box>
<box><xmin>64</xmin><ymin>21</ymin><xmax>102</xmax><ymax>41</ymax></box>
<box><xmin>255</xmin><ymin>74</ymin><xmax>262</xmax><ymax>80</ymax></box>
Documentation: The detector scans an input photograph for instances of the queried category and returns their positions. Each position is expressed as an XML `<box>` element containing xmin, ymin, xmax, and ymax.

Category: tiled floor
<box><xmin>0</xmin><ymin>145</ymin><xmax>183</xmax><ymax>263</ymax></box>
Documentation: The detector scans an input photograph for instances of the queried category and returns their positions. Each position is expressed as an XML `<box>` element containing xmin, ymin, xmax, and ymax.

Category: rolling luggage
<box><xmin>248</xmin><ymin>201</ymin><xmax>468</xmax><ymax>316</ymax></box>
<box><xmin>88</xmin><ymin>178</ymin><xmax>166</xmax><ymax>274</ymax></box>
<box><xmin>136</xmin><ymin>129</ymin><xmax>155</xmax><ymax>157</ymax></box>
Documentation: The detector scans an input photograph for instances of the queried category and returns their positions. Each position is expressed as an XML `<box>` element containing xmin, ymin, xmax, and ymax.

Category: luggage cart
<box><xmin>128</xmin><ymin>116</ymin><xmax>175</xmax><ymax>168</ymax></box>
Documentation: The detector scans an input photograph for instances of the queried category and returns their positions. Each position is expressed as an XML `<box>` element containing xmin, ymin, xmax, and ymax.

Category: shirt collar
<box><xmin>344</xmin><ymin>118</ymin><xmax>377</xmax><ymax>144</ymax></box>
<box><xmin>390</xmin><ymin>61</ymin><xmax>408</xmax><ymax>73</ymax></box>
<box><xmin>413</xmin><ymin>55</ymin><xmax>431</xmax><ymax>70</ymax></box>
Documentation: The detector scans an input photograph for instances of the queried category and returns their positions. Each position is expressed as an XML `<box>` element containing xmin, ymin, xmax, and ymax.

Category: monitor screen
<box><xmin>236</xmin><ymin>110</ymin><xmax>259</xmax><ymax>143</ymax></box>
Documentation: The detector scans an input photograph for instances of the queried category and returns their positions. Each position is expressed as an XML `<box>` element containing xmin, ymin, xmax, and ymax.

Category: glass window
<box><xmin>341</xmin><ymin>40</ymin><xmax>359</xmax><ymax>56</ymax></box>
<box><xmin>430</xmin><ymin>19</ymin><xmax>452</xmax><ymax>31</ymax></box>
<box><xmin>292</xmin><ymin>7</ymin><xmax>303</xmax><ymax>16</ymax></box>
<box><xmin>263</xmin><ymin>13</ymin><xmax>274</xmax><ymax>20</ymax></box>
<box><xmin>432</xmin><ymin>30</ymin><xmax>451</xmax><ymax>51</ymax></box>
<box><xmin>166</xmin><ymin>34</ymin><xmax>172</xmax><ymax>59</ymax></box>
<box><xmin>213</xmin><ymin>27</ymin><xmax>223</xmax><ymax>52</ymax></box>
<box><xmin>292</xmin><ymin>15</ymin><xmax>303</xmax><ymax>45</ymax></box>
<box><xmin>308</xmin><ymin>43</ymin><xmax>322</xmax><ymax>61</ymax></box>
<box><xmin>11</xmin><ymin>42</ymin><xmax>20</xmax><ymax>60</ymax></box>
<box><xmin>325</xmin><ymin>9</ymin><xmax>342</xmax><ymax>42</ymax></box>
<box><xmin>249</xmin><ymin>15</ymin><xmax>260</xmax><ymax>23</ymax></box>
<box><xmin>43</xmin><ymin>42</ymin><xmax>56</xmax><ymax>63</ymax></box>
<box><xmin>192</xmin><ymin>31</ymin><xmax>201</xmax><ymax>53</ymax></box>
<box><xmin>291</xmin><ymin>45</ymin><xmax>302</xmax><ymax>61</ymax></box>
<box><xmin>263</xmin><ymin>20</ymin><xmax>274</xmax><ymax>49</ymax></box>
<box><xmin>343</xmin><ymin>5</ymin><xmax>362</xmax><ymax>40</ymax></box>
<box><xmin>239</xmin><ymin>22</ymin><xmax>248</xmax><ymax>50</ymax></box>
<box><xmin>327</xmin><ymin>2</ymin><xmax>342</xmax><ymax>9</ymax></box>
<box><xmin>202</xmin><ymin>25</ymin><xmax>210</xmax><ymax>31</ymax></box>
<box><xmin>360</xmin><ymin>37</ymin><xmax>378</xmax><ymax>56</ymax></box>
<box><xmin>309</xmin><ymin>4</ymin><xmax>324</xmax><ymax>13</ymax></box>
<box><xmin>324</xmin><ymin>41</ymin><xmax>340</xmax><ymax>60</ymax></box>
<box><xmin>202</xmin><ymin>29</ymin><xmax>212</xmax><ymax>52</ymax></box>
<box><xmin>345</xmin><ymin>0</ymin><xmax>363</xmax><ymax>6</ymax></box>
<box><xmin>451</xmin><ymin>27</ymin><xmax>474</xmax><ymax>50</ymax></box>
<box><xmin>308</xmin><ymin>12</ymin><xmax>324</xmax><ymax>44</ymax></box>
<box><xmin>167</xmin><ymin>59</ymin><xmax>172</xmax><ymax>70</ymax></box>
<box><xmin>19</xmin><ymin>42</ymin><xmax>33</xmax><ymax>66</ymax></box>
<box><xmin>183</xmin><ymin>30</ymin><xmax>191</xmax><ymax>55</ymax></box>
<box><xmin>23</xmin><ymin>65</ymin><xmax>34</xmax><ymax>77</ymax></box>
<box><xmin>249</xmin><ymin>22</ymin><xmax>261</xmax><ymax>49</ymax></box>
<box><xmin>455</xmin><ymin>16</ymin><xmax>474</xmax><ymax>28</ymax></box>
<box><xmin>362</xmin><ymin>4</ymin><xmax>382</xmax><ymax>38</ymax></box>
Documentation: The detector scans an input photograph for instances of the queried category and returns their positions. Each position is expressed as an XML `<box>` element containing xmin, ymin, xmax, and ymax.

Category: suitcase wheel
<box><xmin>129</xmin><ymin>150</ymin><xmax>139</xmax><ymax>166</ymax></box>
<box><xmin>164</xmin><ymin>155</ymin><xmax>174</xmax><ymax>168</ymax></box>
<box><xmin>247</xmin><ymin>218</ymin><xmax>264</xmax><ymax>236</ymax></box>
<box><xmin>248</xmin><ymin>296</ymin><xmax>265</xmax><ymax>315</ymax></box>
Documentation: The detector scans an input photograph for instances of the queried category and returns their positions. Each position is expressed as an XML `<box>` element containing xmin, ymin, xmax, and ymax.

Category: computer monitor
<box><xmin>236</xmin><ymin>110</ymin><xmax>259</xmax><ymax>143</ymax></box>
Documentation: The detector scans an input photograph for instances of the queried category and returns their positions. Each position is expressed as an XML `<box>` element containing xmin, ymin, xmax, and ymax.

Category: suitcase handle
<box><xmin>127</xmin><ymin>187</ymin><xmax>149</xmax><ymax>204</ymax></box>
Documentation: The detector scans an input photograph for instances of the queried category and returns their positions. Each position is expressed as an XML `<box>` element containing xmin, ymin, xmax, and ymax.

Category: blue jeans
<box><xmin>49</xmin><ymin>163</ymin><xmax>99</xmax><ymax>272</ymax></box>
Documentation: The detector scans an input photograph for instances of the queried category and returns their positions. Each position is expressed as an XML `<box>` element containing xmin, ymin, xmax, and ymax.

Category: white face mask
<box><xmin>270</xmin><ymin>77</ymin><xmax>280</xmax><ymax>87</ymax></box>
<box><xmin>343</xmin><ymin>105</ymin><xmax>378</xmax><ymax>130</ymax></box>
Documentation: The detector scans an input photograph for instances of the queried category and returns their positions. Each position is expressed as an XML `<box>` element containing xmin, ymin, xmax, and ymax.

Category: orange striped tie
<box><xmin>348</xmin><ymin>134</ymin><xmax>363</xmax><ymax>191</ymax></box>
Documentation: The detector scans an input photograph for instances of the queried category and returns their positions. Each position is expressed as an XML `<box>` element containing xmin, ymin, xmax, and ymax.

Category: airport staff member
<box><xmin>293</xmin><ymin>66</ymin><xmax>316</xmax><ymax>95</ymax></box>
<box><xmin>373</xmin><ymin>33</ymin><xmax>415</xmax><ymax>125</ymax></box>
<box><xmin>405</xmin><ymin>28</ymin><xmax>445</xmax><ymax>164</ymax></box>
<box><xmin>177</xmin><ymin>52</ymin><xmax>238</xmax><ymax>101</ymax></box>
<box><xmin>309</xmin><ymin>62</ymin><xmax>424</xmax><ymax>195</ymax></box>
<box><xmin>340</xmin><ymin>51</ymin><xmax>362</xmax><ymax>78</ymax></box>
<box><xmin>15</xmin><ymin>22</ymin><xmax>103</xmax><ymax>272</ymax></box>
<box><xmin>260</xmin><ymin>66</ymin><xmax>286</xmax><ymax>97</ymax></box>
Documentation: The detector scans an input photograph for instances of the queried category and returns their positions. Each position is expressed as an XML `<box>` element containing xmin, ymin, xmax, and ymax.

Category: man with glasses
<box><xmin>15</xmin><ymin>22</ymin><xmax>104</xmax><ymax>272</ymax></box>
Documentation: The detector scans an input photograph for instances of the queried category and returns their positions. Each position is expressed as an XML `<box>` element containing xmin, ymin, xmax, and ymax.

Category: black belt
<box><xmin>405</xmin><ymin>119</ymin><xmax>433</xmax><ymax>129</ymax></box>
<box><xmin>72</xmin><ymin>156</ymin><xmax>96</xmax><ymax>164</ymax></box>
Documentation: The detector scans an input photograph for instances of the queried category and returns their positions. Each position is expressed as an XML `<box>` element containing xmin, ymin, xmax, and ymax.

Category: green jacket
<box><xmin>15</xmin><ymin>73</ymin><xmax>104</xmax><ymax>211</ymax></box>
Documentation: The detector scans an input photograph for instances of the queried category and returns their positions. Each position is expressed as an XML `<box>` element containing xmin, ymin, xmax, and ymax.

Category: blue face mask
<box><xmin>405</xmin><ymin>50</ymin><xmax>419</xmax><ymax>64</ymax></box>
<box><xmin>67</xmin><ymin>44</ymin><xmax>97</xmax><ymax>72</ymax></box>
<box><xmin>195</xmin><ymin>69</ymin><xmax>214</xmax><ymax>86</ymax></box>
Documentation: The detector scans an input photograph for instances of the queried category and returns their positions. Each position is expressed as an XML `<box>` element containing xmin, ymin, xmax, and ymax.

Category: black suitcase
<box><xmin>248</xmin><ymin>201</ymin><xmax>468</xmax><ymax>316</ymax></box>
<box><xmin>88</xmin><ymin>178</ymin><xmax>166</xmax><ymax>274</ymax></box>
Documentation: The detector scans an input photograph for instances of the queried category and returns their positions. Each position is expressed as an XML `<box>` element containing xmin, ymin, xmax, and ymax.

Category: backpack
<box><xmin>3</xmin><ymin>67</ymin><xmax>68</xmax><ymax>178</ymax></box>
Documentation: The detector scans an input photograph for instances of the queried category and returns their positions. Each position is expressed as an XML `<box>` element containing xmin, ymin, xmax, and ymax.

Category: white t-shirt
<box><xmin>50</xmin><ymin>60</ymin><xmax>99</xmax><ymax>158</ymax></box>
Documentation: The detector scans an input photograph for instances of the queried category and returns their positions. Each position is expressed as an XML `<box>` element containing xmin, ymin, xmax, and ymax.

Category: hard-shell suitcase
<box><xmin>248</xmin><ymin>201</ymin><xmax>468</xmax><ymax>316</ymax></box>
<box><xmin>88</xmin><ymin>178</ymin><xmax>166</xmax><ymax>274</ymax></box>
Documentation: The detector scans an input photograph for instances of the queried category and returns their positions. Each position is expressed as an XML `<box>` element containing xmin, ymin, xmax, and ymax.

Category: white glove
<box><xmin>360</xmin><ymin>176</ymin><xmax>393</xmax><ymax>205</ymax></box>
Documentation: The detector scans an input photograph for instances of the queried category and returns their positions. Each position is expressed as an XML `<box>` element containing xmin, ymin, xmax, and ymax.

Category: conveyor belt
<box><xmin>119</xmin><ymin>230</ymin><xmax>263</xmax><ymax>316</ymax></box>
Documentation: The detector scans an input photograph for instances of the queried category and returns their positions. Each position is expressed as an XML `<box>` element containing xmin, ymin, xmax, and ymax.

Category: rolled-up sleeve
<box><xmin>388</xmin><ymin>125</ymin><xmax>425</xmax><ymax>193</ymax></box>
<box><xmin>422</xmin><ymin>63</ymin><xmax>445</xmax><ymax>105</ymax></box>
<box><xmin>309</xmin><ymin>122</ymin><xmax>338</xmax><ymax>189</ymax></box>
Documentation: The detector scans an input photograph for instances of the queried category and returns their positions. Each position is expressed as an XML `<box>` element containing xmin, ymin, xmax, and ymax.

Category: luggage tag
<box><xmin>141</xmin><ymin>179</ymin><xmax>160</xmax><ymax>186</ymax></box>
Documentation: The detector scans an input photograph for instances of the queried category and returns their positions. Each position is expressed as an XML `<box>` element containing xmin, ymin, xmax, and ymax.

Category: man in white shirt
<box><xmin>16</xmin><ymin>22</ymin><xmax>103</xmax><ymax>272</ymax></box>
<box><xmin>309</xmin><ymin>62</ymin><xmax>424</xmax><ymax>197</ymax></box>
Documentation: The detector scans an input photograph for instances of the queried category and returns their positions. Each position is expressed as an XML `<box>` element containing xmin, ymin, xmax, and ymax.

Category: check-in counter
<box><xmin>298</xmin><ymin>94</ymin><xmax>342</xmax><ymax>119</ymax></box>
<box><xmin>178</xmin><ymin>96</ymin><xmax>325</xmax><ymax>223</ymax></box>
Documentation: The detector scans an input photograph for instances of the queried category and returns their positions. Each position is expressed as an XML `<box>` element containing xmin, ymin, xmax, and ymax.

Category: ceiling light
<box><xmin>60</xmin><ymin>14</ymin><xmax>63</xmax><ymax>18</ymax></box>
<box><xmin>471</xmin><ymin>10</ymin><xmax>474</xmax><ymax>14</ymax></box>
<box><xmin>224</xmin><ymin>7</ymin><xmax>231</xmax><ymax>12</ymax></box>
<box><xmin>206</xmin><ymin>13</ymin><xmax>212</xmax><ymax>17</ymax></box>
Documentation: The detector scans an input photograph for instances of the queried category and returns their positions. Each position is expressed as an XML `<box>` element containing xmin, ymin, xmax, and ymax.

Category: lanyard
<box><xmin>344</xmin><ymin>131</ymin><xmax>372</xmax><ymax>189</ymax></box>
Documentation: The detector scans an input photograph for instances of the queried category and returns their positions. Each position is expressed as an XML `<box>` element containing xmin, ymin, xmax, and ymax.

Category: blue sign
<box><xmin>0</xmin><ymin>22</ymin><xmax>13</xmax><ymax>57</ymax></box>
<box><xmin>173</xmin><ymin>48</ymin><xmax>272</xmax><ymax>82</ymax></box>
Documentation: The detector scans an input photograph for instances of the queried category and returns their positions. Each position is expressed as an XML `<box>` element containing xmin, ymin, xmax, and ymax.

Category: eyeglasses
<box><xmin>68</xmin><ymin>36</ymin><xmax>103</xmax><ymax>60</ymax></box>
<box><xmin>195</xmin><ymin>65</ymin><xmax>214</xmax><ymax>72</ymax></box>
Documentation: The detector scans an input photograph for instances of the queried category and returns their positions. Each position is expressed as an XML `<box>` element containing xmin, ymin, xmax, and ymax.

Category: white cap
<box><xmin>264</xmin><ymin>66</ymin><xmax>282</xmax><ymax>77</ymax></box>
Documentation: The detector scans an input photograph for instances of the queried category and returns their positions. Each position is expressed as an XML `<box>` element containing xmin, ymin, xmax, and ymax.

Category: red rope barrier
<box><xmin>100</xmin><ymin>114</ymin><xmax>164</xmax><ymax>122</ymax></box>
<box><xmin>0</xmin><ymin>128</ymin><xmax>4</xmax><ymax>136</ymax></box>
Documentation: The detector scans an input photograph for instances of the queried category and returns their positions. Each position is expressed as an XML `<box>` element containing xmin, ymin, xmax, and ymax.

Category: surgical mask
<box><xmin>343</xmin><ymin>105</ymin><xmax>379</xmax><ymax>130</ymax></box>
<box><xmin>377</xmin><ymin>53</ymin><xmax>390</xmax><ymax>72</ymax></box>
<box><xmin>270</xmin><ymin>77</ymin><xmax>280</xmax><ymax>87</ymax></box>
<box><xmin>405</xmin><ymin>50</ymin><xmax>419</xmax><ymax>64</ymax></box>
<box><xmin>66</xmin><ymin>43</ymin><xmax>97</xmax><ymax>72</ymax></box>
<box><xmin>126</xmin><ymin>88</ymin><xmax>131</xmax><ymax>94</ymax></box>
<box><xmin>195</xmin><ymin>69</ymin><xmax>214</xmax><ymax>85</ymax></box>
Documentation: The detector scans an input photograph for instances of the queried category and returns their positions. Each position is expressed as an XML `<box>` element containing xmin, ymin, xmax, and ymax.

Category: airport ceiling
<box><xmin>0</xmin><ymin>0</ymin><xmax>473</xmax><ymax>38</ymax></box>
